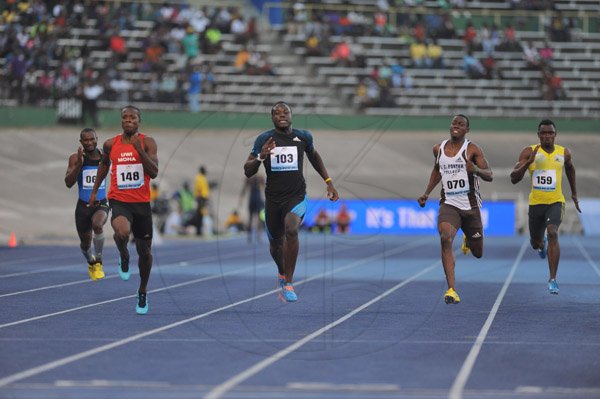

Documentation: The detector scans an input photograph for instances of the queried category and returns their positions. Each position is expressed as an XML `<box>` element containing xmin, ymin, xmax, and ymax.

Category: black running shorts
<box><xmin>75</xmin><ymin>199</ymin><xmax>108</xmax><ymax>234</ymax></box>
<box><xmin>110</xmin><ymin>199</ymin><xmax>153</xmax><ymax>239</ymax></box>
<box><xmin>528</xmin><ymin>202</ymin><xmax>564</xmax><ymax>242</ymax></box>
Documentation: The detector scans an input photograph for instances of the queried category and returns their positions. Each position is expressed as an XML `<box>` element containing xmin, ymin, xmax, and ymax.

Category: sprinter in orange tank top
<box><xmin>89</xmin><ymin>105</ymin><xmax>159</xmax><ymax>314</ymax></box>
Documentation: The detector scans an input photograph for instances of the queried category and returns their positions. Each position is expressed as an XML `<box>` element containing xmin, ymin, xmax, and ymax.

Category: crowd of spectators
<box><xmin>286</xmin><ymin>0</ymin><xmax>577</xmax><ymax>109</ymax></box>
<box><xmin>0</xmin><ymin>1</ymin><xmax>261</xmax><ymax>116</ymax></box>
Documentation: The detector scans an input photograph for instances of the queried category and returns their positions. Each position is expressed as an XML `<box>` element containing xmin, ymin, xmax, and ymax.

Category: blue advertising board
<box><xmin>304</xmin><ymin>199</ymin><xmax>515</xmax><ymax>236</ymax></box>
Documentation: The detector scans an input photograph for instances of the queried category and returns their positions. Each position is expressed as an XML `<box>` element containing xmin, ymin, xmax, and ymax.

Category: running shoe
<box><xmin>444</xmin><ymin>288</ymin><xmax>461</xmax><ymax>304</ymax></box>
<box><xmin>118</xmin><ymin>256</ymin><xmax>131</xmax><ymax>281</ymax></box>
<box><xmin>278</xmin><ymin>273</ymin><xmax>286</xmax><ymax>290</ymax></box>
<box><xmin>461</xmin><ymin>234</ymin><xmax>471</xmax><ymax>255</ymax></box>
<box><xmin>93</xmin><ymin>262</ymin><xmax>105</xmax><ymax>280</ymax></box>
<box><xmin>87</xmin><ymin>256</ymin><xmax>97</xmax><ymax>281</ymax></box>
<box><xmin>283</xmin><ymin>283</ymin><xmax>298</xmax><ymax>302</ymax></box>
<box><xmin>136</xmin><ymin>292</ymin><xmax>148</xmax><ymax>314</ymax></box>
<box><xmin>548</xmin><ymin>279</ymin><xmax>559</xmax><ymax>295</ymax></box>
<box><xmin>538</xmin><ymin>235</ymin><xmax>547</xmax><ymax>259</ymax></box>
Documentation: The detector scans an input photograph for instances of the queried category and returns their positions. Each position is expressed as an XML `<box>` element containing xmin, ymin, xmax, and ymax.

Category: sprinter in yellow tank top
<box><xmin>510</xmin><ymin>119</ymin><xmax>581</xmax><ymax>295</ymax></box>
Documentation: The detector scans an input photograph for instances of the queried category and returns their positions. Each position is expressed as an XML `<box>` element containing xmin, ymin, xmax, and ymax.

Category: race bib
<box><xmin>270</xmin><ymin>146</ymin><xmax>298</xmax><ymax>172</ymax></box>
<box><xmin>532</xmin><ymin>169</ymin><xmax>557</xmax><ymax>191</ymax></box>
<box><xmin>444</xmin><ymin>178</ymin><xmax>469</xmax><ymax>196</ymax></box>
<box><xmin>82</xmin><ymin>168</ymin><xmax>105</xmax><ymax>190</ymax></box>
<box><xmin>116</xmin><ymin>163</ymin><xmax>144</xmax><ymax>189</ymax></box>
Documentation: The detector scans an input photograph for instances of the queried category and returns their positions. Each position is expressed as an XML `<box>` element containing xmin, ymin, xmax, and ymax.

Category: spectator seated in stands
<box><xmin>548</xmin><ymin>12</ymin><xmax>572</xmax><ymax>42</ymax></box>
<box><xmin>108</xmin><ymin>28</ymin><xmax>127</xmax><ymax>63</ymax></box>
<box><xmin>225</xmin><ymin>210</ymin><xmax>245</xmax><ymax>233</ymax></box>
<box><xmin>234</xmin><ymin>46</ymin><xmax>251</xmax><ymax>73</ymax></box>
<box><xmin>538</xmin><ymin>40</ymin><xmax>554</xmax><ymax>66</ymax></box>
<box><xmin>542</xmin><ymin>67</ymin><xmax>567</xmax><ymax>101</ymax></box>
<box><xmin>336</xmin><ymin>204</ymin><xmax>351</xmax><ymax>234</ymax></box>
<box><xmin>246</xmin><ymin>51</ymin><xmax>276</xmax><ymax>76</ymax></box>
<box><xmin>202</xmin><ymin>24</ymin><xmax>222</xmax><ymax>54</ymax></box>
<box><xmin>522</xmin><ymin>40</ymin><xmax>541</xmax><ymax>70</ymax></box>
<box><xmin>305</xmin><ymin>34</ymin><xmax>324</xmax><ymax>56</ymax></box>
<box><xmin>330</xmin><ymin>38</ymin><xmax>353</xmax><ymax>67</ymax></box>
<box><xmin>463</xmin><ymin>50</ymin><xmax>486</xmax><ymax>79</ymax></box>
<box><xmin>482</xmin><ymin>55</ymin><xmax>503</xmax><ymax>80</ymax></box>
<box><xmin>463</xmin><ymin>21</ymin><xmax>478</xmax><ymax>51</ymax></box>
<box><xmin>182</xmin><ymin>25</ymin><xmax>200</xmax><ymax>59</ymax></box>
<box><xmin>312</xmin><ymin>208</ymin><xmax>332</xmax><ymax>233</ymax></box>
<box><xmin>498</xmin><ymin>24</ymin><xmax>521</xmax><ymax>52</ymax></box>
<box><xmin>425</xmin><ymin>39</ymin><xmax>445</xmax><ymax>68</ymax></box>
<box><xmin>409</xmin><ymin>39</ymin><xmax>427</xmax><ymax>68</ymax></box>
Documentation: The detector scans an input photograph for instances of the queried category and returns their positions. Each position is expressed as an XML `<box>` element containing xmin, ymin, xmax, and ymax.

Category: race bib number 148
<box><xmin>116</xmin><ymin>163</ymin><xmax>144</xmax><ymax>189</ymax></box>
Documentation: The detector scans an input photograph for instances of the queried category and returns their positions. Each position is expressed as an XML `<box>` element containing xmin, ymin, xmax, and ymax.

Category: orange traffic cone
<box><xmin>8</xmin><ymin>231</ymin><xmax>17</xmax><ymax>248</ymax></box>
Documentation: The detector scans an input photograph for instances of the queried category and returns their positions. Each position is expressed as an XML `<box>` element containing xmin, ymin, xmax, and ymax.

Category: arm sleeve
<box><xmin>251</xmin><ymin>131</ymin><xmax>271</xmax><ymax>157</ymax></box>
<box><xmin>297</xmin><ymin>129</ymin><xmax>315</xmax><ymax>153</ymax></box>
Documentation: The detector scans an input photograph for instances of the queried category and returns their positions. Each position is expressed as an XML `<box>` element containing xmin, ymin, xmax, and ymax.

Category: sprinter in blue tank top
<box><xmin>65</xmin><ymin>128</ymin><xmax>109</xmax><ymax>281</ymax></box>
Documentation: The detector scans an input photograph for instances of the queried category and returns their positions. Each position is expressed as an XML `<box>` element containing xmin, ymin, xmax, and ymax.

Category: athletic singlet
<box><xmin>437</xmin><ymin>139</ymin><xmax>482</xmax><ymax>210</ymax></box>
<box><xmin>527</xmin><ymin>144</ymin><xmax>565</xmax><ymax>205</ymax></box>
<box><xmin>78</xmin><ymin>149</ymin><xmax>106</xmax><ymax>202</ymax></box>
<box><xmin>108</xmin><ymin>133</ymin><xmax>150</xmax><ymax>203</ymax></box>
<box><xmin>251</xmin><ymin>128</ymin><xmax>314</xmax><ymax>202</ymax></box>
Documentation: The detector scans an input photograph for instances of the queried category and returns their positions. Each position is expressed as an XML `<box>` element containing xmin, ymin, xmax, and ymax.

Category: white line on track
<box><xmin>0</xmin><ymin>248</ymin><xmax>258</xmax><ymax>298</ymax></box>
<box><xmin>0</xmin><ymin>239</ymin><xmax>428</xmax><ymax>387</ymax></box>
<box><xmin>448</xmin><ymin>239</ymin><xmax>528</xmax><ymax>399</ymax></box>
<box><xmin>203</xmin><ymin>254</ymin><xmax>445</xmax><ymax>399</ymax></box>
<box><xmin>0</xmin><ymin>242</ymin><xmax>245</xmax><ymax>278</ymax></box>
<box><xmin>572</xmin><ymin>237</ymin><xmax>600</xmax><ymax>278</ymax></box>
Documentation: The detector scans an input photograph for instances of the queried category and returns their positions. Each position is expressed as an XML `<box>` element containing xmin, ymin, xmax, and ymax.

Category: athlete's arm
<box><xmin>307</xmin><ymin>149</ymin><xmax>339</xmax><ymax>201</ymax></box>
<box><xmin>64</xmin><ymin>147</ymin><xmax>84</xmax><ymax>188</ymax></box>
<box><xmin>511</xmin><ymin>145</ymin><xmax>538</xmax><ymax>184</ymax></box>
<box><xmin>132</xmin><ymin>135</ymin><xmax>158</xmax><ymax>179</ymax></box>
<box><xmin>418</xmin><ymin>144</ymin><xmax>441</xmax><ymax>207</ymax></box>
<box><xmin>564</xmin><ymin>147</ymin><xmax>581</xmax><ymax>213</ymax></box>
<box><xmin>467</xmin><ymin>143</ymin><xmax>493</xmax><ymax>182</ymax></box>
<box><xmin>244</xmin><ymin>137</ymin><xmax>275</xmax><ymax>178</ymax></box>
<box><xmin>89</xmin><ymin>139</ymin><xmax>112</xmax><ymax>205</ymax></box>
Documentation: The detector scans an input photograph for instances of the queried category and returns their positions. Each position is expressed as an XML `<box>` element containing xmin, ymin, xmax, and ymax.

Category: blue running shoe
<box><xmin>548</xmin><ymin>279</ymin><xmax>559</xmax><ymax>295</ymax></box>
<box><xmin>538</xmin><ymin>236</ymin><xmax>547</xmax><ymax>259</ymax></box>
<box><xmin>136</xmin><ymin>292</ymin><xmax>148</xmax><ymax>314</ymax></box>
<box><xmin>278</xmin><ymin>273</ymin><xmax>285</xmax><ymax>290</ymax></box>
<box><xmin>118</xmin><ymin>257</ymin><xmax>131</xmax><ymax>281</ymax></box>
<box><xmin>283</xmin><ymin>283</ymin><xmax>298</xmax><ymax>302</ymax></box>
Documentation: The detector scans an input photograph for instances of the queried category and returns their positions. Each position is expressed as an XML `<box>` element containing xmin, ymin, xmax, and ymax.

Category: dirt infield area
<box><xmin>0</xmin><ymin>126</ymin><xmax>597</xmax><ymax>242</ymax></box>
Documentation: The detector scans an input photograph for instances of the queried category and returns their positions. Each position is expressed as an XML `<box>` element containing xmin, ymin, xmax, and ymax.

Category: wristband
<box><xmin>324</xmin><ymin>177</ymin><xmax>332</xmax><ymax>183</ymax></box>
<box><xmin>256</xmin><ymin>154</ymin><xmax>265</xmax><ymax>162</ymax></box>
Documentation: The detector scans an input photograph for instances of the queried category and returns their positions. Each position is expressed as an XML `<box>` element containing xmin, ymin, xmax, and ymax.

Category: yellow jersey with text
<box><xmin>528</xmin><ymin>144</ymin><xmax>565</xmax><ymax>205</ymax></box>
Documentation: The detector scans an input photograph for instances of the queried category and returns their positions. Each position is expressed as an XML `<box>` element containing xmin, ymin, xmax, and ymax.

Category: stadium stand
<box><xmin>0</xmin><ymin>0</ymin><xmax>598</xmax><ymax>118</ymax></box>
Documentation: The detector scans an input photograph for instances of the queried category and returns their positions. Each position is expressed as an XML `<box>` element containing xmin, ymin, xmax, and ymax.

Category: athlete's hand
<box><xmin>465</xmin><ymin>159</ymin><xmax>479</xmax><ymax>175</ymax></box>
<box><xmin>260</xmin><ymin>137</ymin><xmax>276</xmax><ymax>159</ymax></box>
<box><xmin>87</xmin><ymin>191</ymin><xmax>97</xmax><ymax>208</ymax></box>
<box><xmin>527</xmin><ymin>145</ymin><xmax>540</xmax><ymax>165</ymax></box>
<box><xmin>326</xmin><ymin>185</ymin><xmax>339</xmax><ymax>201</ymax></box>
<box><xmin>572</xmin><ymin>195</ymin><xmax>582</xmax><ymax>213</ymax></box>
<box><xmin>130</xmin><ymin>135</ymin><xmax>144</xmax><ymax>153</ymax></box>
<box><xmin>76</xmin><ymin>146</ymin><xmax>84</xmax><ymax>165</ymax></box>
<box><xmin>417</xmin><ymin>194</ymin><xmax>428</xmax><ymax>207</ymax></box>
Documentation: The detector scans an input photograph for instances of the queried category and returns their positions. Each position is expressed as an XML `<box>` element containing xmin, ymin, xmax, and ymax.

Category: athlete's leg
<box><xmin>528</xmin><ymin>205</ymin><xmax>545</xmax><ymax>250</ymax></box>
<box><xmin>283</xmin><ymin>212</ymin><xmax>302</xmax><ymax>283</ymax></box>
<box><xmin>546</xmin><ymin>224</ymin><xmax>560</xmax><ymax>279</ymax></box>
<box><xmin>464</xmin><ymin>209</ymin><xmax>484</xmax><ymax>258</ymax></box>
<box><xmin>78</xmin><ymin>229</ymin><xmax>94</xmax><ymax>263</ymax></box>
<box><xmin>439</xmin><ymin>222</ymin><xmax>458</xmax><ymax>289</ymax></box>
<box><xmin>91</xmin><ymin>209</ymin><xmax>108</xmax><ymax>260</ymax></box>
<box><xmin>269</xmin><ymin>237</ymin><xmax>285</xmax><ymax>275</ymax></box>
<box><xmin>135</xmin><ymin>237</ymin><xmax>153</xmax><ymax>293</ymax></box>
<box><xmin>112</xmin><ymin>215</ymin><xmax>131</xmax><ymax>271</ymax></box>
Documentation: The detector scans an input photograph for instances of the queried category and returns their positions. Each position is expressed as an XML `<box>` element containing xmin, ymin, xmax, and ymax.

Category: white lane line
<box><xmin>203</xmin><ymin>255</ymin><xmax>445</xmax><ymax>399</ymax></box>
<box><xmin>572</xmin><ymin>238</ymin><xmax>600</xmax><ymax>278</ymax></box>
<box><xmin>448</xmin><ymin>240</ymin><xmax>528</xmax><ymax>399</ymax></box>
<box><xmin>0</xmin><ymin>249</ymin><xmax>256</xmax><ymax>298</ymax></box>
<box><xmin>0</xmin><ymin>244</ymin><xmax>247</xmax><ymax>278</ymax></box>
<box><xmin>0</xmin><ymin>239</ymin><xmax>428</xmax><ymax>387</ymax></box>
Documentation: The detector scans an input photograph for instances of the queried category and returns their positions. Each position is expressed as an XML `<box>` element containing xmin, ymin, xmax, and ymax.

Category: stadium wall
<box><xmin>1</xmin><ymin>107</ymin><xmax>598</xmax><ymax>133</ymax></box>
